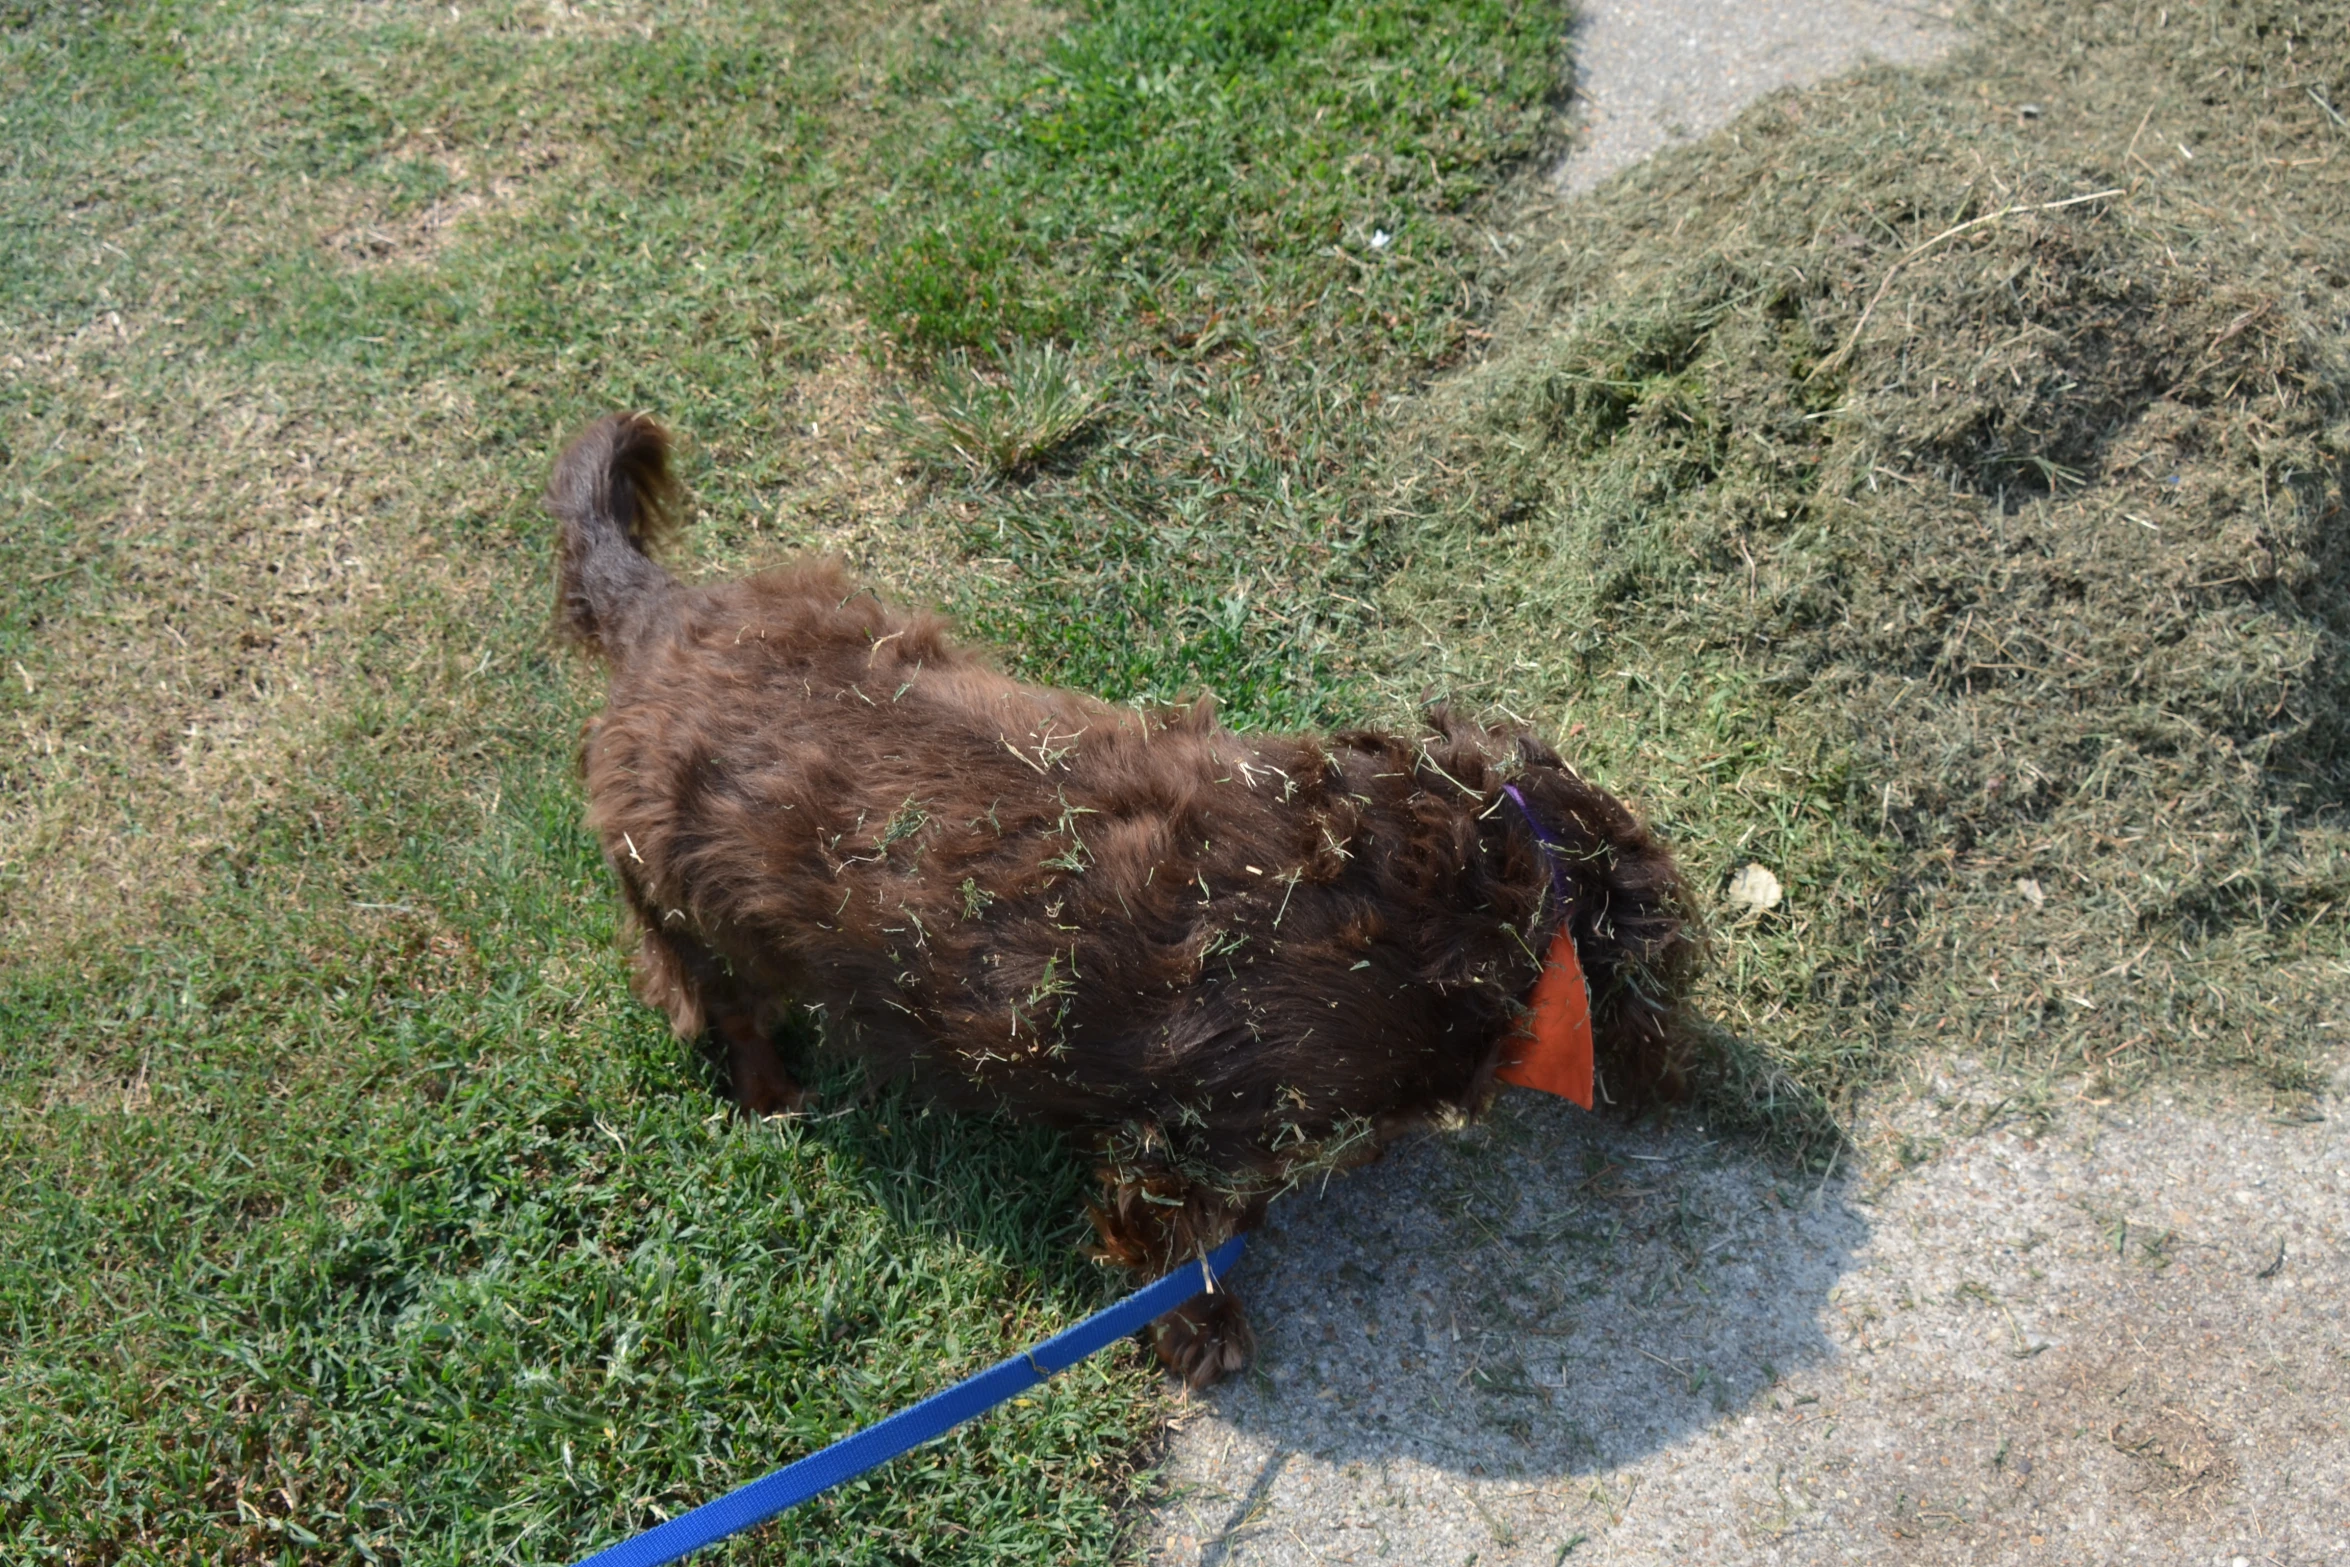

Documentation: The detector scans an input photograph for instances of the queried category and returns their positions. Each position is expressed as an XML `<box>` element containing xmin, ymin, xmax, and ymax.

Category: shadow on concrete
<box><xmin>1194</xmin><ymin>1089</ymin><xmax>1864</xmax><ymax>1480</ymax></box>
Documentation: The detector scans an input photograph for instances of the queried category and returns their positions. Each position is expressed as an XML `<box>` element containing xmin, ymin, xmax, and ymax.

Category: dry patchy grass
<box><xmin>0</xmin><ymin>345</ymin><xmax>490</xmax><ymax>948</ymax></box>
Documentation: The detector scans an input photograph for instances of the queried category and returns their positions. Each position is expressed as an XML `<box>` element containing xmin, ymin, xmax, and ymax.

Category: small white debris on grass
<box><xmin>1724</xmin><ymin>862</ymin><xmax>1782</xmax><ymax>920</ymax></box>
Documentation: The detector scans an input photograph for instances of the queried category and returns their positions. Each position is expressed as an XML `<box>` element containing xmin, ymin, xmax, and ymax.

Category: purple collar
<box><xmin>1499</xmin><ymin>782</ymin><xmax>1573</xmax><ymax>917</ymax></box>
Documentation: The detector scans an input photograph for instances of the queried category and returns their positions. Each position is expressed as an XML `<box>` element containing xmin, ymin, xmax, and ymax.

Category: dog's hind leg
<box><xmin>625</xmin><ymin>909</ymin><xmax>807</xmax><ymax>1115</ymax></box>
<box><xmin>1089</xmin><ymin>1171</ymin><xmax>1265</xmax><ymax>1388</ymax></box>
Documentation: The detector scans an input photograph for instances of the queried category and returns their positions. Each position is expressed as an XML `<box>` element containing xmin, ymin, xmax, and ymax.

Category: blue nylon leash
<box><xmin>569</xmin><ymin>1234</ymin><xmax>1248</xmax><ymax>1567</ymax></box>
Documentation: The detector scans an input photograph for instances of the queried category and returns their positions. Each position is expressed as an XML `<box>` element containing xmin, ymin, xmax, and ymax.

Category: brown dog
<box><xmin>550</xmin><ymin>412</ymin><xmax>1699</xmax><ymax>1386</ymax></box>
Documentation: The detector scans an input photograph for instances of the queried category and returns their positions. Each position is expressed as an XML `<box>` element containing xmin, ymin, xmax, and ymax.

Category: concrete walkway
<box><xmin>1555</xmin><ymin>0</ymin><xmax>1956</xmax><ymax>194</ymax></box>
<box><xmin>1144</xmin><ymin>1079</ymin><xmax>2348</xmax><ymax>1564</ymax></box>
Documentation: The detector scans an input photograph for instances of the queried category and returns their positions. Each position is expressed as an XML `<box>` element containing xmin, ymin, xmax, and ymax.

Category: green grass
<box><xmin>860</xmin><ymin>0</ymin><xmax>1554</xmax><ymax>357</ymax></box>
<box><xmin>878</xmin><ymin>0</ymin><xmax>1563</xmax><ymax>719</ymax></box>
<box><xmin>883</xmin><ymin>343</ymin><xmax>1099</xmax><ymax>481</ymax></box>
<box><xmin>0</xmin><ymin>0</ymin><xmax>1571</xmax><ymax>1560</ymax></box>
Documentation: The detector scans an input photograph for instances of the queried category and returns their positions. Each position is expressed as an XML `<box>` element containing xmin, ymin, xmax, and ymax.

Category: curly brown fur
<box><xmin>549</xmin><ymin>412</ymin><xmax>1702</xmax><ymax>1387</ymax></box>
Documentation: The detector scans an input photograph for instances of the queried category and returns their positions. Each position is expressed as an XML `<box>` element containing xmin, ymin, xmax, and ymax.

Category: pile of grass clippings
<box><xmin>1384</xmin><ymin>0</ymin><xmax>2350</xmax><ymax>1149</ymax></box>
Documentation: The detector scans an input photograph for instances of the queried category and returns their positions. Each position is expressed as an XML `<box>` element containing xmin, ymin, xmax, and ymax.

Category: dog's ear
<box><xmin>1505</xmin><ymin>760</ymin><xmax>1704</xmax><ymax>1108</ymax></box>
<box><xmin>1512</xmin><ymin>730</ymin><xmax>1566</xmax><ymax>772</ymax></box>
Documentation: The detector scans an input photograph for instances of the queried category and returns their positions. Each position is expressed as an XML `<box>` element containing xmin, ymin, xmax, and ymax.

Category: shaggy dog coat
<box><xmin>550</xmin><ymin>413</ymin><xmax>1698</xmax><ymax>1385</ymax></box>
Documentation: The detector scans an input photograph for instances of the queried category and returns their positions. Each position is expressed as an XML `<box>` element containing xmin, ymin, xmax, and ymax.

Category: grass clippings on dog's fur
<box><xmin>0</xmin><ymin>0</ymin><xmax>1572</xmax><ymax>1561</ymax></box>
<box><xmin>1379</xmin><ymin>0</ymin><xmax>2350</xmax><ymax>1152</ymax></box>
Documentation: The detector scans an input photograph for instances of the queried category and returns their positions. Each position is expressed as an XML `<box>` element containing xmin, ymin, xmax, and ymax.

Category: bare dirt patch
<box><xmin>694</xmin><ymin>350</ymin><xmax>933</xmax><ymax>565</ymax></box>
<box><xmin>653</xmin><ymin>341</ymin><xmax>993</xmax><ymax>625</ymax></box>
<box><xmin>1555</xmin><ymin>0</ymin><xmax>1956</xmax><ymax>194</ymax></box>
<box><xmin>509</xmin><ymin>0</ymin><xmax>661</xmax><ymax>41</ymax></box>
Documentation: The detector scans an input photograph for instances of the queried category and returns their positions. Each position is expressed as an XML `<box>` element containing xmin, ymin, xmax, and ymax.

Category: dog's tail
<box><xmin>548</xmin><ymin>412</ymin><xmax>682</xmax><ymax>661</ymax></box>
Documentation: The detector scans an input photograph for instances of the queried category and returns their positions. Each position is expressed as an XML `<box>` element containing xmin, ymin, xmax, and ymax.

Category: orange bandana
<box><xmin>1496</xmin><ymin>928</ymin><xmax>1594</xmax><ymax>1108</ymax></box>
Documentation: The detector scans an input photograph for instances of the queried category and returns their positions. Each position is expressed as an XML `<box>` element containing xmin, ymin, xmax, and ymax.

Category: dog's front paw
<box><xmin>736</xmin><ymin>1070</ymin><xmax>811</xmax><ymax>1117</ymax></box>
<box><xmin>1150</xmin><ymin>1290</ymin><xmax>1254</xmax><ymax>1389</ymax></box>
<box><xmin>717</xmin><ymin>1014</ymin><xmax>809</xmax><ymax>1116</ymax></box>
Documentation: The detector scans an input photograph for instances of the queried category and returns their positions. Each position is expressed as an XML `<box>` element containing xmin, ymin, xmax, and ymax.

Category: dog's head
<box><xmin>1491</xmin><ymin>727</ymin><xmax>1703</xmax><ymax>1106</ymax></box>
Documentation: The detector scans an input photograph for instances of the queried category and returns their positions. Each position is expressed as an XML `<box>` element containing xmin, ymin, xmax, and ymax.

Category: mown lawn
<box><xmin>0</xmin><ymin>0</ymin><xmax>1570</xmax><ymax>1560</ymax></box>
<box><xmin>16</xmin><ymin>0</ymin><xmax>2340</xmax><ymax>1556</ymax></box>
